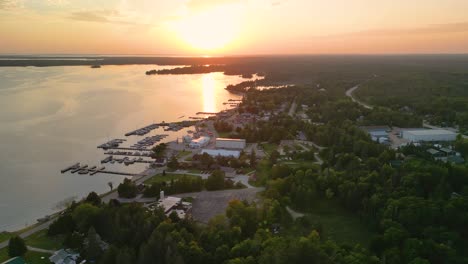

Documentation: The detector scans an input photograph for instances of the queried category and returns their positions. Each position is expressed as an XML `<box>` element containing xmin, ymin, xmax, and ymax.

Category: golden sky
<box><xmin>1</xmin><ymin>0</ymin><xmax>468</xmax><ymax>55</ymax></box>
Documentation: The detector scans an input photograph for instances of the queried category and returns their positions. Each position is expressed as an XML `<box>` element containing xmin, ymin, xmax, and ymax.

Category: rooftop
<box><xmin>404</xmin><ymin>129</ymin><xmax>457</xmax><ymax>136</ymax></box>
<box><xmin>216</xmin><ymin>138</ymin><xmax>246</xmax><ymax>142</ymax></box>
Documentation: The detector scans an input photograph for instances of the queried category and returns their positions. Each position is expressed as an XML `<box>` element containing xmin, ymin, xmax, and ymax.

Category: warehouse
<box><xmin>215</xmin><ymin>138</ymin><xmax>246</xmax><ymax>150</ymax></box>
<box><xmin>402</xmin><ymin>129</ymin><xmax>457</xmax><ymax>142</ymax></box>
<box><xmin>189</xmin><ymin>136</ymin><xmax>210</xmax><ymax>148</ymax></box>
<box><xmin>201</xmin><ymin>149</ymin><xmax>241</xmax><ymax>158</ymax></box>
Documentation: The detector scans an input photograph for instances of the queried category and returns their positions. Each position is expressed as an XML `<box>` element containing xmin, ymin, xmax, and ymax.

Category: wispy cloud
<box><xmin>186</xmin><ymin>0</ymin><xmax>244</xmax><ymax>11</ymax></box>
<box><xmin>68</xmin><ymin>9</ymin><xmax>147</xmax><ymax>26</ymax></box>
<box><xmin>0</xmin><ymin>0</ymin><xmax>22</xmax><ymax>10</ymax></box>
<box><xmin>334</xmin><ymin>22</ymin><xmax>468</xmax><ymax>38</ymax></box>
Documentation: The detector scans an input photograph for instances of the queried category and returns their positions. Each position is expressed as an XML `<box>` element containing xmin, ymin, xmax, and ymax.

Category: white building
<box><xmin>49</xmin><ymin>249</ymin><xmax>80</xmax><ymax>264</ymax></box>
<box><xmin>201</xmin><ymin>149</ymin><xmax>241</xmax><ymax>158</ymax></box>
<box><xmin>402</xmin><ymin>129</ymin><xmax>457</xmax><ymax>142</ymax></box>
<box><xmin>215</xmin><ymin>138</ymin><xmax>246</xmax><ymax>150</ymax></box>
<box><xmin>189</xmin><ymin>136</ymin><xmax>210</xmax><ymax>148</ymax></box>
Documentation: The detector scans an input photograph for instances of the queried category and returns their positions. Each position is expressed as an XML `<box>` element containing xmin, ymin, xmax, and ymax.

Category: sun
<box><xmin>172</xmin><ymin>4</ymin><xmax>242</xmax><ymax>52</ymax></box>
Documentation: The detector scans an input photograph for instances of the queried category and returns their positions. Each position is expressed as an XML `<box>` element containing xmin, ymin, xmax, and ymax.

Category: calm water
<box><xmin>0</xmin><ymin>65</ymin><xmax>243</xmax><ymax>231</ymax></box>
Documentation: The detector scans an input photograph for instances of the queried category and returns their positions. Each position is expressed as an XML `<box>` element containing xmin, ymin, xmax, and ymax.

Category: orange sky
<box><xmin>1</xmin><ymin>0</ymin><xmax>468</xmax><ymax>55</ymax></box>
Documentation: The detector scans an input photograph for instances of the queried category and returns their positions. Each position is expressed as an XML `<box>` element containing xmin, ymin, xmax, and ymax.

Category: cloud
<box><xmin>0</xmin><ymin>0</ymin><xmax>22</xmax><ymax>10</ymax></box>
<box><xmin>335</xmin><ymin>22</ymin><xmax>468</xmax><ymax>38</ymax></box>
<box><xmin>186</xmin><ymin>0</ymin><xmax>243</xmax><ymax>11</ymax></box>
<box><xmin>68</xmin><ymin>10</ymin><xmax>147</xmax><ymax>26</ymax></box>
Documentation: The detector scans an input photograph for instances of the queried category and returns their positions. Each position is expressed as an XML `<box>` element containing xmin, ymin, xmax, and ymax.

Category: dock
<box><xmin>104</xmin><ymin>151</ymin><xmax>152</xmax><ymax>157</ymax></box>
<box><xmin>196</xmin><ymin>112</ymin><xmax>218</xmax><ymax>115</ymax></box>
<box><xmin>61</xmin><ymin>163</ymin><xmax>139</xmax><ymax>177</ymax></box>
<box><xmin>125</xmin><ymin>124</ymin><xmax>159</xmax><ymax>136</ymax></box>
<box><xmin>101</xmin><ymin>156</ymin><xmax>153</xmax><ymax>165</ymax></box>
<box><xmin>61</xmin><ymin>163</ymin><xmax>80</xmax><ymax>173</ymax></box>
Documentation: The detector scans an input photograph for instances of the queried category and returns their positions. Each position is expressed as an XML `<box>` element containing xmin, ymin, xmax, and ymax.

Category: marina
<box><xmin>97</xmin><ymin>139</ymin><xmax>126</xmax><ymax>149</ymax></box>
<box><xmin>125</xmin><ymin>124</ymin><xmax>159</xmax><ymax>136</ymax></box>
<box><xmin>104</xmin><ymin>150</ymin><xmax>153</xmax><ymax>157</ymax></box>
<box><xmin>100</xmin><ymin>156</ymin><xmax>153</xmax><ymax>165</ymax></box>
<box><xmin>61</xmin><ymin>163</ymin><xmax>138</xmax><ymax>177</ymax></box>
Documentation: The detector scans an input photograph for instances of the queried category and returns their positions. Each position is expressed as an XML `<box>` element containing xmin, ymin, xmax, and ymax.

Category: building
<box><xmin>361</xmin><ymin>126</ymin><xmax>390</xmax><ymax>143</ymax></box>
<box><xmin>189</xmin><ymin>136</ymin><xmax>210</xmax><ymax>148</ymax></box>
<box><xmin>402</xmin><ymin>129</ymin><xmax>457</xmax><ymax>142</ymax></box>
<box><xmin>201</xmin><ymin>149</ymin><xmax>241</xmax><ymax>158</ymax></box>
<box><xmin>156</xmin><ymin>192</ymin><xmax>192</xmax><ymax>218</ymax></box>
<box><xmin>215</xmin><ymin>138</ymin><xmax>246</xmax><ymax>150</ymax></box>
<box><xmin>49</xmin><ymin>249</ymin><xmax>80</xmax><ymax>264</ymax></box>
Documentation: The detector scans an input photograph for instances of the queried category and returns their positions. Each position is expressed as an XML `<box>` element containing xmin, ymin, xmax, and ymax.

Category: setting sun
<box><xmin>171</xmin><ymin>4</ymin><xmax>242</xmax><ymax>52</ymax></box>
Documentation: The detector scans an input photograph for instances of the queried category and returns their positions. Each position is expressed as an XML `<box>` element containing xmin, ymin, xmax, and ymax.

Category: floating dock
<box><xmin>196</xmin><ymin>112</ymin><xmax>218</xmax><ymax>115</ymax></box>
<box><xmin>61</xmin><ymin>163</ymin><xmax>80</xmax><ymax>173</ymax></box>
<box><xmin>125</xmin><ymin>124</ymin><xmax>159</xmax><ymax>136</ymax></box>
<box><xmin>61</xmin><ymin>163</ymin><xmax>139</xmax><ymax>177</ymax></box>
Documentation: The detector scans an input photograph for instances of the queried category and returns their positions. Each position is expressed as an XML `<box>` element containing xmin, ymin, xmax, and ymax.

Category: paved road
<box><xmin>288</xmin><ymin>98</ymin><xmax>297</xmax><ymax>116</ymax></box>
<box><xmin>0</xmin><ymin>167</ymin><xmax>162</xmax><ymax>251</ymax></box>
<box><xmin>0</xmin><ymin>220</ymin><xmax>54</xmax><ymax>250</ymax></box>
<box><xmin>345</xmin><ymin>85</ymin><xmax>373</xmax><ymax>110</ymax></box>
<box><xmin>286</xmin><ymin>206</ymin><xmax>305</xmax><ymax>220</ymax></box>
<box><xmin>27</xmin><ymin>246</ymin><xmax>56</xmax><ymax>254</ymax></box>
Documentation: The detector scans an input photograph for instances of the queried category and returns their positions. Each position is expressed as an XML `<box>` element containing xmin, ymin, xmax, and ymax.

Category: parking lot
<box><xmin>175</xmin><ymin>188</ymin><xmax>263</xmax><ymax>223</ymax></box>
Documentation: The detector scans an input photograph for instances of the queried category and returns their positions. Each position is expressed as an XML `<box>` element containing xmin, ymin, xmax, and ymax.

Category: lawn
<box><xmin>293</xmin><ymin>199</ymin><xmax>374</xmax><ymax>247</ymax></box>
<box><xmin>25</xmin><ymin>229</ymin><xmax>64</xmax><ymax>250</ymax></box>
<box><xmin>0</xmin><ymin>232</ymin><xmax>12</xmax><ymax>244</ymax></box>
<box><xmin>280</xmin><ymin>160</ymin><xmax>318</xmax><ymax>169</ymax></box>
<box><xmin>217</xmin><ymin>132</ymin><xmax>231</xmax><ymax>138</ymax></box>
<box><xmin>260</xmin><ymin>143</ymin><xmax>278</xmax><ymax>156</ymax></box>
<box><xmin>144</xmin><ymin>173</ymin><xmax>199</xmax><ymax>185</ymax></box>
<box><xmin>176</xmin><ymin>150</ymin><xmax>192</xmax><ymax>158</ymax></box>
<box><xmin>0</xmin><ymin>248</ymin><xmax>51</xmax><ymax>263</ymax></box>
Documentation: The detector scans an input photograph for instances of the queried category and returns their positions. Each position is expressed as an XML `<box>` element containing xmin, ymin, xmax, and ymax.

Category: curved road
<box><xmin>345</xmin><ymin>85</ymin><xmax>373</xmax><ymax>110</ymax></box>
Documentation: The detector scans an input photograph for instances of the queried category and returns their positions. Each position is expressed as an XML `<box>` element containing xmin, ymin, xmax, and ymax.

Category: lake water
<box><xmin>0</xmin><ymin>65</ymin><xmax>244</xmax><ymax>231</ymax></box>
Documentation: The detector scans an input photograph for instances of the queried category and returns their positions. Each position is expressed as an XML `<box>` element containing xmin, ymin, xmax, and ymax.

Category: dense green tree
<box><xmin>118</xmin><ymin>178</ymin><xmax>138</xmax><ymax>198</ymax></box>
<box><xmin>8</xmin><ymin>236</ymin><xmax>27</xmax><ymax>257</ymax></box>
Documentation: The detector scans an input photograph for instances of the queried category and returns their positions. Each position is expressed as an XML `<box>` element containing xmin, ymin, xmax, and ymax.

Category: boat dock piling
<box><xmin>125</xmin><ymin>124</ymin><xmax>159</xmax><ymax>136</ymax></box>
<box><xmin>61</xmin><ymin>163</ymin><xmax>139</xmax><ymax>177</ymax></box>
<box><xmin>61</xmin><ymin>163</ymin><xmax>80</xmax><ymax>173</ymax></box>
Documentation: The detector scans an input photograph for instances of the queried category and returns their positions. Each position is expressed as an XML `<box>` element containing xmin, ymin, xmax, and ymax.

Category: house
<box><xmin>49</xmin><ymin>249</ymin><xmax>80</xmax><ymax>264</ymax></box>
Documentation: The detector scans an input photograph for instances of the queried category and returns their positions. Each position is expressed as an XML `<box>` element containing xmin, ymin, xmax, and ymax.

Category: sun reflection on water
<box><xmin>202</xmin><ymin>74</ymin><xmax>216</xmax><ymax>113</ymax></box>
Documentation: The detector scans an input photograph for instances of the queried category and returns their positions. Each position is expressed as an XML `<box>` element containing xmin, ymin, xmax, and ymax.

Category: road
<box><xmin>345</xmin><ymin>85</ymin><xmax>373</xmax><ymax>110</ymax></box>
<box><xmin>0</xmin><ymin>167</ymin><xmax>161</xmax><ymax>251</ymax></box>
<box><xmin>288</xmin><ymin>98</ymin><xmax>297</xmax><ymax>117</ymax></box>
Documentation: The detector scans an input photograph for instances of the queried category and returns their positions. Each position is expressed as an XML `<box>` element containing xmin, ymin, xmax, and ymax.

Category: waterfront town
<box><xmin>2</xmin><ymin>80</ymin><xmax>468</xmax><ymax>263</ymax></box>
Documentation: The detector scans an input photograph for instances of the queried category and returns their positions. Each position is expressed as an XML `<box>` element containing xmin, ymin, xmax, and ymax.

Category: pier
<box><xmin>125</xmin><ymin>124</ymin><xmax>159</xmax><ymax>136</ymax></box>
<box><xmin>97</xmin><ymin>139</ymin><xmax>126</xmax><ymax>149</ymax></box>
<box><xmin>61</xmin><ymin>163</ymin><xmax>139</xmax><ymax>177</ymax></box>
<box><xmin>196</xmin><ymin>112</ymin><xmax>218</xmax><ymax>115</ymax></box>
<box><xmin>104</xmin><ymin>151</ymin><xmax>152</xmax><ymax>157</ymax></box>
<box><xmin>101</xmin><ymin>156</ymin><xmax>153</xmax><ymax>165</ymax></box>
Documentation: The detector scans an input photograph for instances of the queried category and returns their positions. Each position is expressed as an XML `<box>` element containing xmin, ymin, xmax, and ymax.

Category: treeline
<box><xmin>146</xmin><ymin>65</ymin><xmax>226</xmax><ymax>75</ymax></box>
<box><xmin>262</xmin><ymin>117</ymin><xmax>468</xmax><ymax>263</ymax></box>
<box><xmin>46</xmin><ymin>190</ymin><xmax>380</xmax><ymax>264</ymax></box>
<box><xmin>355</xmin><ymin>70</ymin><xmax>468</xmax><ymax>131</ymax></box>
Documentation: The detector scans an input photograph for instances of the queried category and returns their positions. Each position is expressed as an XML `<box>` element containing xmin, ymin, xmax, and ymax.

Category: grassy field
<box><xmin>144</xmin><ymin>173</ymin><xmax>199</xmax><ymax>185</ymax></box>
<box><xmin>0</xmin><ymin>232</ymin><xmax>12</xmax><ymax>244</ymax></box>
<box><xmin>25</xmin><ymin>229</ymin><xmax>63</xmax><ymax>250</ymax></box>
<box><xmin>176</xmin><ymin>150</ymin><xmax>192</xmax><ymax>158</ymax></box>
<box><xmin>0</xmin><ymin>248</ymin><xmax>52</xmax><ymax>263</ymax></box>
<box><xmin>295</xmin><ymin>199</ymin><xmax>373</xmax><ymax>247</ymax></box>
<box><xmin>260</xmin><ymin>143</ymin><xmax>278</xmax><ymax>156</ymax></box>
<box><xmin>280</xmin><ymin>160</ymin><xmax>318</xmax><ymax>169</ymax></box>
